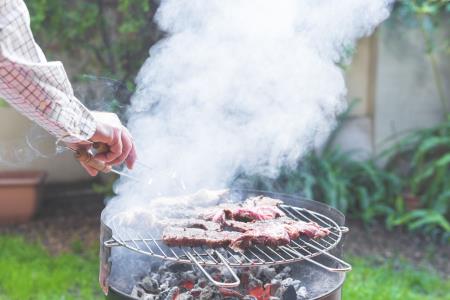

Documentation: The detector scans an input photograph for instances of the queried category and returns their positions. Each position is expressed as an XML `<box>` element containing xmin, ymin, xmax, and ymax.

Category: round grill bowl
<box><xmin>103</xmin><ymin>190</ymin><xmax>347</xmax><ymax>300</ymax></box>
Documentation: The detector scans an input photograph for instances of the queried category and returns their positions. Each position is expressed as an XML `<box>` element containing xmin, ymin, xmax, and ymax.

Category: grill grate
<box><xmin>104</xmin><ymin>204</ymin><xmax>351</xmax><ymax>274</ymax></box>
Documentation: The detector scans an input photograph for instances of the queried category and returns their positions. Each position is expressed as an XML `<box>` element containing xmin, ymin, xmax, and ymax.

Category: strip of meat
<box><xmin>162</xmin><ymin>227</ymin><xmax>242</xmax><ymax>248</ymax></box>
<box><xmin>161</xmin><ymin>219</ymin><xmax>222</xmax><ymax>231</ymax></box>
<box><xmin>227</xmin><ymin>206</ymin><xmax>285</xmax><ymax>222</ymax></box>
<box><xmin>200</xmin><ymin>197</ymin><xmax>285</xmax><ymax>223</ymax></box>
<box><xmin>162</xmin><ymin>219</ymin><xmax>329</xmax><ymax>250</ymax></box>
<box><xmin>229</xmin><ymin>222</ymin><xmax>291</xmax><ymax>251</ymax></box>
<box><xmin>226</xmin><ymin>218</ymin><xmax>330</xmax><ymax>245</ymax></box>
<box><xmin>282</xmin><ymin>218</ymin><xmax>330</xmax><ymax>239</ymax></box>
<box><xmin>163</xmin><ymin>195</ymin><xmax>329</xmax><ymax>250</ymax></box>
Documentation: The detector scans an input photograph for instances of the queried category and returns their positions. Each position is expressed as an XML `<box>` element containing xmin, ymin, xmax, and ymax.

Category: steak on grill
<box><xmin>162</xmin><ymin>195</ymin><xmax>330</xmax><ymax>250</ymax></box>
<box><xmin>162</xmin><ymin>227</ymin><xmax>241</xmax><ymax>248</ymax></box>
<box><xmin>229</xmin><ymin>221</ymin><xmax>291</xmax><ymax>250</ymax></box>
<box><xmin>200</xmin><ymin>196</ymin><xmax>286</xmax><ymax>224</ymax></box>
<box><xmin>162</xmin><ymin>219</ymin><xmax>222</xmax><ymax>231</ymax></box>
<box><xmin>225</xmin><ymin>218</ymin><xmax>330</xmax><ymax>250</ymax></box>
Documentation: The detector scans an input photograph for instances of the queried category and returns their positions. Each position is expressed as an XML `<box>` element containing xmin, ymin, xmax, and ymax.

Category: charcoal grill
<box><xmin>101</xmin><ymin>190</ymin><xmax>350</xmax><ymax>300</ymax></box>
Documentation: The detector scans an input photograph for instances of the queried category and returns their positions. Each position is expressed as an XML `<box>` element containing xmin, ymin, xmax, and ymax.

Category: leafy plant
<box><xmin>382</xmin><ymin>116</ymin><xmax>450</xmax><ymax>239</ymax></box>
<box><xmin>238</xmin><ymin>148</ymin><xmax>402</xmax><ymax>225</ymax></box>
<box><xmin>27</xmin><ymin>0</ymin><xmax>159</xmax><ymax>83</ymax></box>
<box><xmin>92</xmin><ymin>175</ymin><xmax>118</xmax><ymax>197</ymax></box>
<box><xmin>235</xmin><ymin>106</ymin><xmax>449</xmax><ymax>239</ymax></box>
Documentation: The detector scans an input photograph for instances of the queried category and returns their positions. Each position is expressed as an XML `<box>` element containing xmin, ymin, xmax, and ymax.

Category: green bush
<box><xmin>236</xmin><ymin>111</ymin><xmax>450</xmax><ymax>240</ymax></box>
<box><xmin>27</xmin><ymin>0</ymin><xmax>158</xmax><ymax>82</ymax></box>
<box><xmin>383</xmin><ymin>116</ymin><xmax>450</xmax><ymax>238</ymax></box>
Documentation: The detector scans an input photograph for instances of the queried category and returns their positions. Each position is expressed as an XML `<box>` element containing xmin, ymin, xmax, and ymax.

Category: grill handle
<box><xmin>186</xmin><ymin>251</ymin><xmax>241</xmax><ymax>288</ymax></box>
<box><xmin>280</xmin><ymin>244</ymin><xmax>352</xmax><ymax>272</ymax></box>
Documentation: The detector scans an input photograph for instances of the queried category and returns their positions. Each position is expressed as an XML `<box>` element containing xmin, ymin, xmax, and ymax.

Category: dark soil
<box><xmin>1</xmin><ymin>182</ymin><xmax>448</xmax><ymax>276</ymax></box>
<box><xmin>344</xmin><ymin>219</ymin><xmax>450</xmax><ymax>277</ymax></box>
<box><xmin>0</xmin><ymin>181</ymin><xmax>104</xmax><ymax>254</ymax></box>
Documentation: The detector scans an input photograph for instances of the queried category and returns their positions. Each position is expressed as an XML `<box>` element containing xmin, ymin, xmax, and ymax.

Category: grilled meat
<box><xmin>282</xmin><ymin>218</ymin><xmax>330</xmax><ymax>239</ymax></box>
<box><xmin>162</xmin><ymin>219</ymin><xmax>222</xmax><ymax>231</ymax></box>
<box><xmin>162</xmin><ymin>195</ymin><xmax>330</xmax><ymax>250</ymax></box>
<box><xmin>162</xmin><ymin>227</ymin><xmax>241</xmax><ymax>248</ymax></box>
<box><xmin>229</xmin><ymin>221</ymin><xmax>291</xmax><ymax>250</ymax></box>
<box><xmin>200</xmin><ymin>196</ymin><xmax>285</xmax><ymax>224</ymax></box>
<box><xmin>226</xmin><ymin>218</ymin><xmax>330</xmax><ymax>250</ymax></box>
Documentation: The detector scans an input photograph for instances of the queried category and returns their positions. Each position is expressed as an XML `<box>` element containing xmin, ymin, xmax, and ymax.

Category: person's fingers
<box><xmin>95</xmin><ymin>128</ymin><xmax>123</xmax><ymax>163</ymax></box>
<box><xmin>125</xmin><ymin>142</ymin><xmax>137</xmax><ymax>169</ymax></box>
<box><xmin>110</xmin><ymin>129</ymin><xmax>132</xmax><ymax>166</ymax></box>
<box><xmin>80</xmin><ymin>161</ymin><xmax>99</xmax><ymax>177</ymax></box>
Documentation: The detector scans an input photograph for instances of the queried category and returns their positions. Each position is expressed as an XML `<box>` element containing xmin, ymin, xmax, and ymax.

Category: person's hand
<box><xmin>70</xmin><ymin>111</ymin><xmax>137</xmax><ymax>176</ymax></box>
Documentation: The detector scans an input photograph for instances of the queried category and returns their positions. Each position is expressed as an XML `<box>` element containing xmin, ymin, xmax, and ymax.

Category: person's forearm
<box><xmin>0</xmin><ymin>0</ymin><xmax>96</xmax><ymax>143</ymax></box>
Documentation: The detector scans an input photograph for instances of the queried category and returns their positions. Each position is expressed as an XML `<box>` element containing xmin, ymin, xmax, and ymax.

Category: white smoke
<box><xmin>105</xmin><ymin>0</ymin><xmax>393</xmax><ymax>219</ymax></box>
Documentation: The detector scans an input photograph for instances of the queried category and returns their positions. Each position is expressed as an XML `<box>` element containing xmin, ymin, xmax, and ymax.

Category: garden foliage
<box><xmin>237</xmin><ymin>112</ymin><xmax>450</xmax><ymax>241</ymax></box>
<box><xmin>27</xmin><ymin>0</ymin><xmax>158</xmax><ymax>82</ymax></box>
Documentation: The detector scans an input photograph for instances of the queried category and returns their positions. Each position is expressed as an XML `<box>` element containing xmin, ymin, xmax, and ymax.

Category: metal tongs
<box><xmin>55</xmin><ymin>139</ymin><xmax>148</xmax><ymax>183</ymax></box>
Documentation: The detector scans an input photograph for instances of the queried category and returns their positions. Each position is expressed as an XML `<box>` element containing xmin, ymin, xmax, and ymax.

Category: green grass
<box><xmin>343</xmin><ymin>257</ymin><xmax>450</xmax><ymax>300</ymax></box>
<box><xmin>0</xmin><ymin>236</ymin><xmax>102</xmax><ymax>300</ymax></box>
<box><xmin>0</xmin><ymin>235</ymin><xmax>448</xmax><ymax>300</ymax></box>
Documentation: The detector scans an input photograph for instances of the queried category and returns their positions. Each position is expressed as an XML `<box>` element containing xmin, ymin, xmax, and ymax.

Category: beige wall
<box><xmin>373</xmin><ymin>18</ymin><xmax>449</xmax><ymax>150</ymax></box>
<box><xmin>336</xmin><ymin>16</ymin><xmax>449</xmax><ymax>156</ymax></box>
<box><xmin>0</xmin><ymin>108</ymin><xmax>91</xmax><ymax>182</ymax></box>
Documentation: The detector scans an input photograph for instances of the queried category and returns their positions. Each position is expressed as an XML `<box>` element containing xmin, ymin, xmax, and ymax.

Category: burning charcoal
<box><xmin>160</xmin><ymin>272</ymin><xmax>180</xmax><ymax>287</ymax></box>
<box><xmin>247</xmin><ymin>274</ymin><xmax>263</xmax><ymax>290</ymax></box>
<box><xmin>271</xmin><ymin>278</ymin><xmax>281</xmax><ymax>287</ymax></box>
<box><xmin>265</xmin><ymin>283</ymin><xmax>281</xmax><ymax>297</ymax></box>
<box><xmin>280</xmin><ymin>285</ymin><xmax>296</xmax><ymax>300</ymax></box>
<box><xmin>160</xmin><ymin>282</ymin><xmax>169</xmax><ymax>292</ymax></box>
<box><xmin>180</xmin><ymin>270</ymin><xmax>198</xmax><ymax>283</ymax></box>
<box><xmin>195</xmin><ymin>278</ymin><xmax>208</xmax><ymax>288</ymax></box>
<box><xmin>140</xmin><ymin>276</ymin><xmax>160</xmax><ymax>294</ymax></box>
<box><xmin>179</xmin><ymin>280</ymin><xmax>195</xmax><ymax>292</ymax></box>
<box><xmin>199</xmin><ymin>284</ymin><xmax>224</xmax><ymax>300</ymax></box>
<box><xmin>218</xmin><ymin>287</ymin><xmax>244</xmax><ymax>299</ymax></box>
<box><xmin>273</xmin><ymin>266</ymin><xmax>292</xmax><ymax>281</ymax></box>
<box><xmin>151</xmin><ymin>273</ymin><xmax>161</xmax><ymax>282</ymax></box>
<box><xmin>190</xmin><ymin>288</ymin><xmax>203</xmax><ymax>298</ymax></box>
<box><xmin>167</xmin><ymin>262</ymin><xmax>193</xmax><ymax>273</ymax></box>
<box><xmin>258</xmin><ymin>267</ymin><xmax>277</xmax><ymax>281</ymax></box>
<box><xmin>161</xmin><ymin>287</ymin><xmax>180</xmax><ymax>300</ymax></box>
<box><xmin>280</xmin><ymin>278</ymin><xmax>302</xmax><ymax>292</ymax></box>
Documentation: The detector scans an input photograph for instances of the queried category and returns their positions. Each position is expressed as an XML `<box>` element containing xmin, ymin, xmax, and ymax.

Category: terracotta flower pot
<box><xmin>0</xmin><ymin>171</ymin><xmax>46</xmax><ymax>224</ymax></box>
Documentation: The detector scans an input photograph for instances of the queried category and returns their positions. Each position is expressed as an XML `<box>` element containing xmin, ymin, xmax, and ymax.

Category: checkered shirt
<box><xmin>0</xmin><ymin>0</ymin><xmax>96</xmax><ymax>143</ymax></box>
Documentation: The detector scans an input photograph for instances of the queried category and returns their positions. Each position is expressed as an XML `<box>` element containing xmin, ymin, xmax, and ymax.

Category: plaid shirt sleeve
<box><xmin>0</xmin><ymin>0</ymin><xmax>96</xmax><ymax>143</ymax></box>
